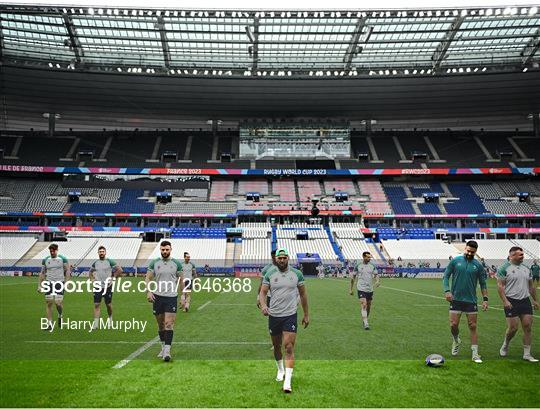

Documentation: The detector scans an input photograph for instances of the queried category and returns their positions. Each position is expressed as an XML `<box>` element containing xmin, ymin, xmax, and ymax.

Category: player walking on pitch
<box><xmin>146</xmin><ymin>241</ymin><xmax>183</xmax><ymax>362</ymax></box>
<box><xmin>531</xmin><ymin>259</ymin><xmax>540</xmax><ymax>286</ymax></box>
<box><xmin>350</xmin><ymin>251</ymin><xmax>380</xmax><ymax>330</ymax></box>
<box><xmin>497</xmin><ymin>246</ymin><xmax>539</xmax><ymax>362</ymax></box>
<box><xmin>443</xmin><ymin>240</ymin><xmax>488</xmax><ymax>363</ymax></box>
<box><xmin>259</xmin><ymin>248</ymin><xmax>309</xmax><ymax>393</ymax></box>
<box><xmin>89</xmin><ymin>246</ymin><xmax>123</xmax><ymax>329</ymax></box>
<box><xmin>180</xmin><ymin>252</ymin><xmax>197</xmax><ymax>312</ymax></box>
<box><xmin>37</xmin><ymin>243</ymin><xmax>70</xmax><ymax>331</ymax></box>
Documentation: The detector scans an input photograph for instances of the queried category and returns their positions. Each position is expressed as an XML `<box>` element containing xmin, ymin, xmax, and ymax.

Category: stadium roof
<box><xmin>1</xmin><ymin>4</ymin><xmax>540</xmax><ymax>75</ymax></box>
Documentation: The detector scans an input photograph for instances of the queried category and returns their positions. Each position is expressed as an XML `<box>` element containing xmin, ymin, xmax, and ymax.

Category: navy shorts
<box><xmin>449</xmin><ymin>300</ymin><xmax>478</xmax><ymax>314</ymax></box>
<box><xmin>504</xmin><ymin>297</ymin><xmax>533</xmax><ymax>318</ymax></box>
<box><xmin>93</xmin><ymin>285</ymin><xmax>113</xmax><ymax>304</ymax></box>
<box><xmin>269</xmin><ymin>313</ymin><xmax>297</xmax><ymax>335</ymax></box>
<box><xmin>44</xmin><ymin>281</ymin><xmax>64</xmax><ymax>300</ymax></box>
<box><xmin>152</xmin><ymin>294</ymin><xmax>178</xmax><ymax>315</ymax></box>
<box><xmin>357</xmin><ymin>290</ymin><xmax>373</xmax><ymax>301</ymax></box>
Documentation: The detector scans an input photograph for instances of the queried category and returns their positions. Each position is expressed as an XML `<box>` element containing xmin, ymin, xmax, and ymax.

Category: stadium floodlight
<box><xmin>340</xmin><ymin>71</ymin><xmax>345</xmax><ymax>76</ymax></box>
<box><xmin>88</xmin><ymin>7</ymin><xmax>94</xmax><ymax>14</ymax></box>
<box><xmin>385</xmin><ymin>69</ymin><xmax>390</xmax><ymax>75</ymax></box>
<box><xmin>193</xmin><ymin>69</ymin><xmax>198</xmax><ymax>75</ymax></box>
<box><xmin>114</xmin><ymin>9</ymin><xmax>119</xmax><ymax>15</ymax></box>
<box><xmin>48</xmin><ymin>62</ymin><xmax>53</xmax><ymax>68</ymax></box>
<box><xmin>169</xmin><ymin>69</ymin><xmax>175</xmax><ymax>74</ymax></box>
<box><xmin>420</xmin><ymin>69</ymin><xmax>425</xmax><ymax>74</ymax></box>
<box><xmin>486</xmin><ymin>8</ymin><xmax>493</xmax><ymax>15</ymax></box>
<box><xmin>326</xmin><ymin>71</ymin><xmax>332</xmax><ymax>76</ymax></box>
<box><xmin>243</xmin><ymin>70</ymin><xmax>251</xmax><ymax>76</ymax></box>
<box><xmin>117</xmin><ymin>67</ymin><xmax>122</xmax><ymax>72</ymax></box>
<box><xmin>474</xmin><ymin>67</ymin><xmax>479</xmax><ymax>72</ymax></box>
<box><xmin>482</xmin><ymin>67</ymin><xmax>487</xmax><ymax>72</ymax></box>
<box><xmin>198</xmin><ymin>11</ymin><xmax>203</xmax><ymax>17</ymax></box>
<box><xmin>204</xmin><ymin>70</ymin><xmax>209</xmax><ymax>75</ymax></box>
<box><xmin>184</xmin><ymin>69</ymin><xmax>189</xmax><ymax>75</ymax></box>
<box><xmin>413</xmin><ymin>69</ymin><xmax>418</xmax><ymax>74</ymax></box>
<box><xmin>419</xmin><ymin>11</ymin><xmax>424</xmax><ymax>17</ymax></box>
<box><xmin>461</xmin><ymin>9</ymin><xmax>467</xmax><ymax>16</ymax></box>
<box><xmin>218</xmin><ymin>70</ymin><xmax>223</xmax><ymax>76</ymax></box>
<box><xmin>173</xmin><ymin>10</ymin><xmax>178</xmax><ymax>16</ymax></box>
<box><xmin>379</xmin><ymin>70</ymin><xmax>384</xmax><ymax>75</ymax></box>
<box><xmin>458</xmin><ymin>67</ymin><xmax>464</xmax><ymax>73</ymax></box>
<box><xmin>466</xmin><ymin>67</ymin><xmax>471</xmax><ymax>72</ymax></box>
<box><xmin>452</xmin><ymin>68</ymin><xmax>457</xmax><ymax>73</ymax></box>
<box><xmin>309</xmin><ymin>71</ymin><xmax>314</xmax><ymax>76</ymax></box>
<box><xmin>495</xmin><ymin>8</ymin><xmax>501</xmax><ymax>15</ymax></box>
<box><xmin>256</xmin><ymin>71</ymin><xmax>262</xmax><ymax>76</ymax></box>
<box><xmin>98</xmin><ymin>8</ymin><xmax>103</xmax><ymax>14</ymax></box>
<box><xmin>405</xmin><ymin>69</ymin><xmax>410</xmax><ymax>75</ymax></box>
<box><xmin>369</xmin><ymin>70</ymin><xmax>375</xmax><ymax>75</ymax></box>
<box><xmin>392</xmin><ymin>70</ymin><xmax>397</xmax><ymax>75</ymax></box>
<box><xmin>427</xmin><ymin>69</ymin><xmax>432</xmax><ymax>74</ymax></box>
<box><xmin>55</xmin><ymin>63</ymin><xmax>61</xmax><ymax>68</ymax></box>
<box><xmin>156</xmin><ymin>10</ymin><xmax>161</xmax><ymax>16</ymax></box>
<box><xmin>262</xmin><ymin>71</ymin><xmax>267</xmax><ymax>76</ymax></box>
<box><xmin>444</xmin><ymin>10</ymin><xmax>450</xmax><ymax>16</ymax></box>
<box><xmin>181</xmin><ymin>11</ymin><xmax>186</xmax><ymax>17</ymax></box>
<box><xmin>530</xmin><ymin>6</ymin><xmax>538</xmax><ymax>15</ymax></box>
<box><xmin>436</xmin><ymin>10</ymin><xmax>441</xmax><ymax>16</ymax></box>
<box><xmin>287</xmin><ymin>11</ymin><xmax>292</xmax><ymax>18</ymax></box>
<box><xmin>123</xmin><ymin>9</ymin><xmax>128</xmax><ymax>15</ymax></box>
<box><xmin>270</xmin><ymin>71</ymin><xmax>275</xmax><ymax>76</ymax></box>
<box><xmin>523</xmin><ymin>67</ymin><xmax>528</xmax><ymax>72</ymax></box>
<box><xmin>334</xmin><ymin>70</ymin><xmax>339</xmax><ymax>76</ymax></box>
<box><xmin>336</xmin><ymin>11</ymin><xmax>341</xmax><ymax>17</ymax></box>
<box><xmin>62</xmin><ymin>8</ymin><xmax>67</xmax><ymax>13</ymax></box>
<box><xmin>426</xmin><ymin>10</ymin><xmax>432</xmax><ymax>17</ymax></box>
<box><xmin>212</xmin><ymin>70</ymin><xmax>217</xmax><ymax>75</ymax></box>
<box><xmin>446</xmin><ymin>68</ymin><xmax>451</xmax><ymax>73</ymax></box>
<box><xmin>287</xmin><ymin>71</ymin><xmax>292</xmax><ymax>76</ymax></box>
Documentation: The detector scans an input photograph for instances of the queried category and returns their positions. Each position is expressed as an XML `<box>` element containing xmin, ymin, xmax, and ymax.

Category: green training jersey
<box><xmin>531</xmin><ymin>264</ymin><xmax>540</xmax><ymax>278</ymax></box>
<box><xmin>42</xmin><ymin>255</ymin><xmax>68</xmax><ymax>282</ymax></box>
<box><xmin>262</xmin><ymin>265</ymin><xmax>304</xmax><ymax>317</ymax></box>
<box><xmin>90</xmin><ymin>258</ymin><xmax>117</xmax><ymax>286</ymax></box>
<box><xmin>497</xmin><ymin>261</ymin><xmax>532</xmax><ymax>300</ymax></box>
<box><xmin>148</xmin><ymin>257</ymin><xmax>183</xmax><ymax>297</ymax></box>
<box><xmin>443</xmin><ymin>255</ymin><xmax>487</xmax><ymax>304</ymax></box>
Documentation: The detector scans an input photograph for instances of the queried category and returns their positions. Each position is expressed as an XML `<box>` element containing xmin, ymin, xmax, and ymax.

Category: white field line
<box><xmin>26</xmin><ymin>340</ymin><xmax>267</xmax><ymax>345</ymax></box>
<box><xmin>197</xmin><ymin>300</ymin><xmax>212</xmax><ymax>310</ymax></box>
<box><xmin>112</xmin><ymin>336</ymin><xmax>159</xmax><ymax>369</ymax></box>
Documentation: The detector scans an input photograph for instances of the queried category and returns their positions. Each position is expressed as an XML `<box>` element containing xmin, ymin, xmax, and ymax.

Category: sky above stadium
<box><xmin>3</xmin><ymin>0</ymin><xmax>539</xmax><ymax>8</ymax></box>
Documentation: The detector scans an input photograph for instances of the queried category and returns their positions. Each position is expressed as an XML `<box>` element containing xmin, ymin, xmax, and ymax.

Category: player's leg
<box><xmin>44</xmin><ymin>299</ymin><xmax>54</xmax><ymax>330</ymax></box>
<box><xmin>184</xmin><ymin>292</ymin><xmax>191</xmax><ymax>312</ymax></box>
<box><xmin>271</xmin><ymin>333</ymin><xmax>284</xmax><ymax>381</ymax></box>
<box><xmin>520</xmin><ymin>310</ymin><xmax>538</xmax><ymax>362</ymax></box>
<box><xmin>466</xmin><ymin>313</ymin><xmax>481</xmax><ymax>363</ymax></box>
<box><xmin>162</xmin><ymin>311</ymin><xmax>177</xmax><ymax>361</ymax></box>
<box><xmin>449</xmin><ymin>311</ymin><xmax>462</xmax><ymax>355</ymax></box>
<box><xmin>282</xmin><ymin>331</ymin><xmax>297</xmax><ymax>393</ymax></box>
<box><xmin>153</xmin><ymin>295</ymin><xmax>166</xmax><ymax>358</ymax></box>
<box><xmin>358</xmin><ymin>292</ymin><xmax>369</xmax><ymax>329</ymax></box>
<box><xmin>53</xmin><ymin>283</ymin><xmax>64</xmax><ymax>327</ymax></box>
<box><xmin>105</xmin><ymin>286</ymin><xmax>113</xmax><ymax>323</ymax></box>
<box><xmin>500</xmin><ymin>316</ymin><xmax>519</xmax><ymax>357</ymax></box>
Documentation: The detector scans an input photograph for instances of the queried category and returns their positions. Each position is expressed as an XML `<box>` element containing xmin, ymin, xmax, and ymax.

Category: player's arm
<box><xmin>192</xmin><ymin>263</ymin><xmax>198</xmax><ymax>279</ymax></box>
<box><xmin>110</xmin><ymin>259</ymin><xmax>123</xmax><ymax>278</ymax></box>
<box><xmin>496</xmin><ymin>264</ymin><xmax>512</xmax><ymax>309</ymax></box>
<box><xmin>478</xmin><ymin>264</ymin><xmax>488</xmax><ymax>311</ymax></box>
<box><xmin>175</xmin><ymin>260</ymin><xmax>184</xmax><ymax>295</ymax></box>
<box><xmin>443</xmin><ymin>259</ymin><xmax>454</xmax><ymax>301</ymax></box>
<box><xmin>373</xmin><ymin>269</ymin><xmax>380</xmax><ymax>288</ymax></box>
<box><xmin>259</xmin><ymin>283</ymin><xmax>270</xmax><ymax>316</ymax></box>
<box><xmin>63</xmin><ymin>257</ymin><xmax>71</xmax><ymax>281</ymax></box>
<box><xmin>88</xmin><ymin>263</ymin><xmax>95</xmax><ymax>281</ymax></box>
<box><xmin>145</xmin><ymin>263</ymin><xmax>155</xmax><ymax>302</ymax></box>
<box><xmin>528</xmin><ymin>269</ymin><xmax>539</xmax><ymax>309</ymax></box>
<box><xmin>349</xmin><ymin>272</ymin><xmax>357</xmax><ymax>295</ymax></box>
<box><xmin>38</xmin><ymin>263</ymin><xmax>46</xmax><ymax>293</ymax></box>
<box><xmin>298</xmin><ymin>284</ymin><xmax>309</xmax><ymax>328</ymax></box>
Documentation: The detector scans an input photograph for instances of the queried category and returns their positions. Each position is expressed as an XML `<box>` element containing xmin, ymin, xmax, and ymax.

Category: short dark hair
<box><xmin>271</xmin><ymin>250</ymin><xmax>276</xmax><ymax>257</ymax></box>
<box><xmin>509</xmin><ymin>246</ymin><xmax>523</xmax><ymax>253</ymax></box>
<box><xmin>465</xmin><ymin>240</ymin><xmax>478</xmax><ymax>249</ymax></box>
<box><xmin>98</xmin><ymin>246</ymin><xmax>106</xmax><ymax>251</ymax></box>
<box><xmin>48</xmin><ymin>243</ymin><xmax>58</xmax><ymax>250</ymax></box>
<box><xmin>161</xmin><ymin>240</ymin><xmax>172</xmax><ymax>247</ymax></box>
<box><xmin>362</xmin><ymin>251</ymin><xmax>371</xmax><ymax>257</ymax></box>
<box><xmin>184</xmin><ymin>252</ymin><xmax>189</xmax><ymax>256</ymax></box>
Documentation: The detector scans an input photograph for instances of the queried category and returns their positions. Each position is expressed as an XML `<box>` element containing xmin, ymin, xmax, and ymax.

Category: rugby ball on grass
<box><xmin>425</xmin><ymin>354</ymin><xmax>445</xmax><ymax>367</ymax></box>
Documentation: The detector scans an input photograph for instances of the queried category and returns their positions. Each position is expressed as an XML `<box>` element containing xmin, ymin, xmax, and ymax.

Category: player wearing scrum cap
<box><xmin>259</xmin><ymin>248</ymin><xmax>309</xmax><ymax>393</ymax></box>
<box><xmin>497</xmin><ymin>246</ymin><xmax>539</xmax><ymax>362</ymax></box>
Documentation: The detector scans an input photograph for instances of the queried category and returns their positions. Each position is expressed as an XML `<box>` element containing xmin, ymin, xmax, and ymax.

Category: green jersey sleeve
<box><xmin>496</xmin><ymin>262</ymin><xmax>509</xmax><ymax>281</ymax></box>
<box><xmin>443</xmin><ymin>258</ymin><xmax>455</xmax><ymax>293</ymax></box>
<box><xmin>108</xmin><ymin>258</ymin><xmax>117</xmax><ymax>267</ymax></box>
<box><xmin>293</xmin><ymin>267</ymin><xmax>305</xmax><ymax>286</ymax></box>
<box><xmin>59</xmin><ymin>254</ymin><xmax>68</xmax><ymax>264</ymax></box>
<box><xmin>148</xmin><ymin>258</ymin><xmax>157</xmax><ymax>272</ymax></box>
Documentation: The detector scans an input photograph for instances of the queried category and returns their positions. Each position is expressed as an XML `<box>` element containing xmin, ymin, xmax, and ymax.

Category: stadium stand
<box><xmin>444</xmin><ymin>184</ymin><xmax>487</xmax><ymax>214</ymax></box>
<box><xmin>148</xmin><ymin>237</ymin><xmax>226</xmax><ymax>266</ymax></box>
<box><xmin>273</xmin><ymin>180</ymin><xmax>297</xmax><ymax>202</ymax></box>
<box><xmin>357</xmin><ymin>181</ymin><xmax>393</xmax><ymax>215</ymax></box>
<box><xmin>77</xmin><ymin>238</ymin><xmax>143</xmax><ymax>268</ymax></box>
<box><xmin>209</xmin><ymin>180</ymin><xmax>234</xmax><ymax>201</ymax></box>
<box><xmin>383</xmin><ymin>185</ymin><xmax>416</xmax><ymax>214</ymax></box>
<box><xmin>24</xmin><ymin>238</ymin><xmax>98</xmax><ymax>266</ymax></box>
<box><xmin>238</xmin><ymin>180</ymin><xmax>269</xmax><ymax>195</ymax></box>
<box><xmin>68</xmin><ymin>190</ymin><xmax>154</xmax><ymax>213</ymax></box>
<box><xmin>382</xmin><ymin>239</ymin><xmax>460</xmax><ymax>265</ymax></box>
<box><xmin>0</xmin><ymin>236</ymin><xmax>37</xmax><ymax>266</ymax></box>
<box><xmin>324</xmin><ymin>180</ymin><xmax>356</xmax><ymax>195</ymax></box>
<box><xmin>297</xmin><ymin>180</ymin><xmax>322</xmax><ymax>202</ymax></box>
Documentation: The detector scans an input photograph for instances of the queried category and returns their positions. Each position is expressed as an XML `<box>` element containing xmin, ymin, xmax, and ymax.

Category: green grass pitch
<box><xmin>1</xmin><ymin>276</ymin><xmax>538</xmax><ymax>407</ymax></box>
